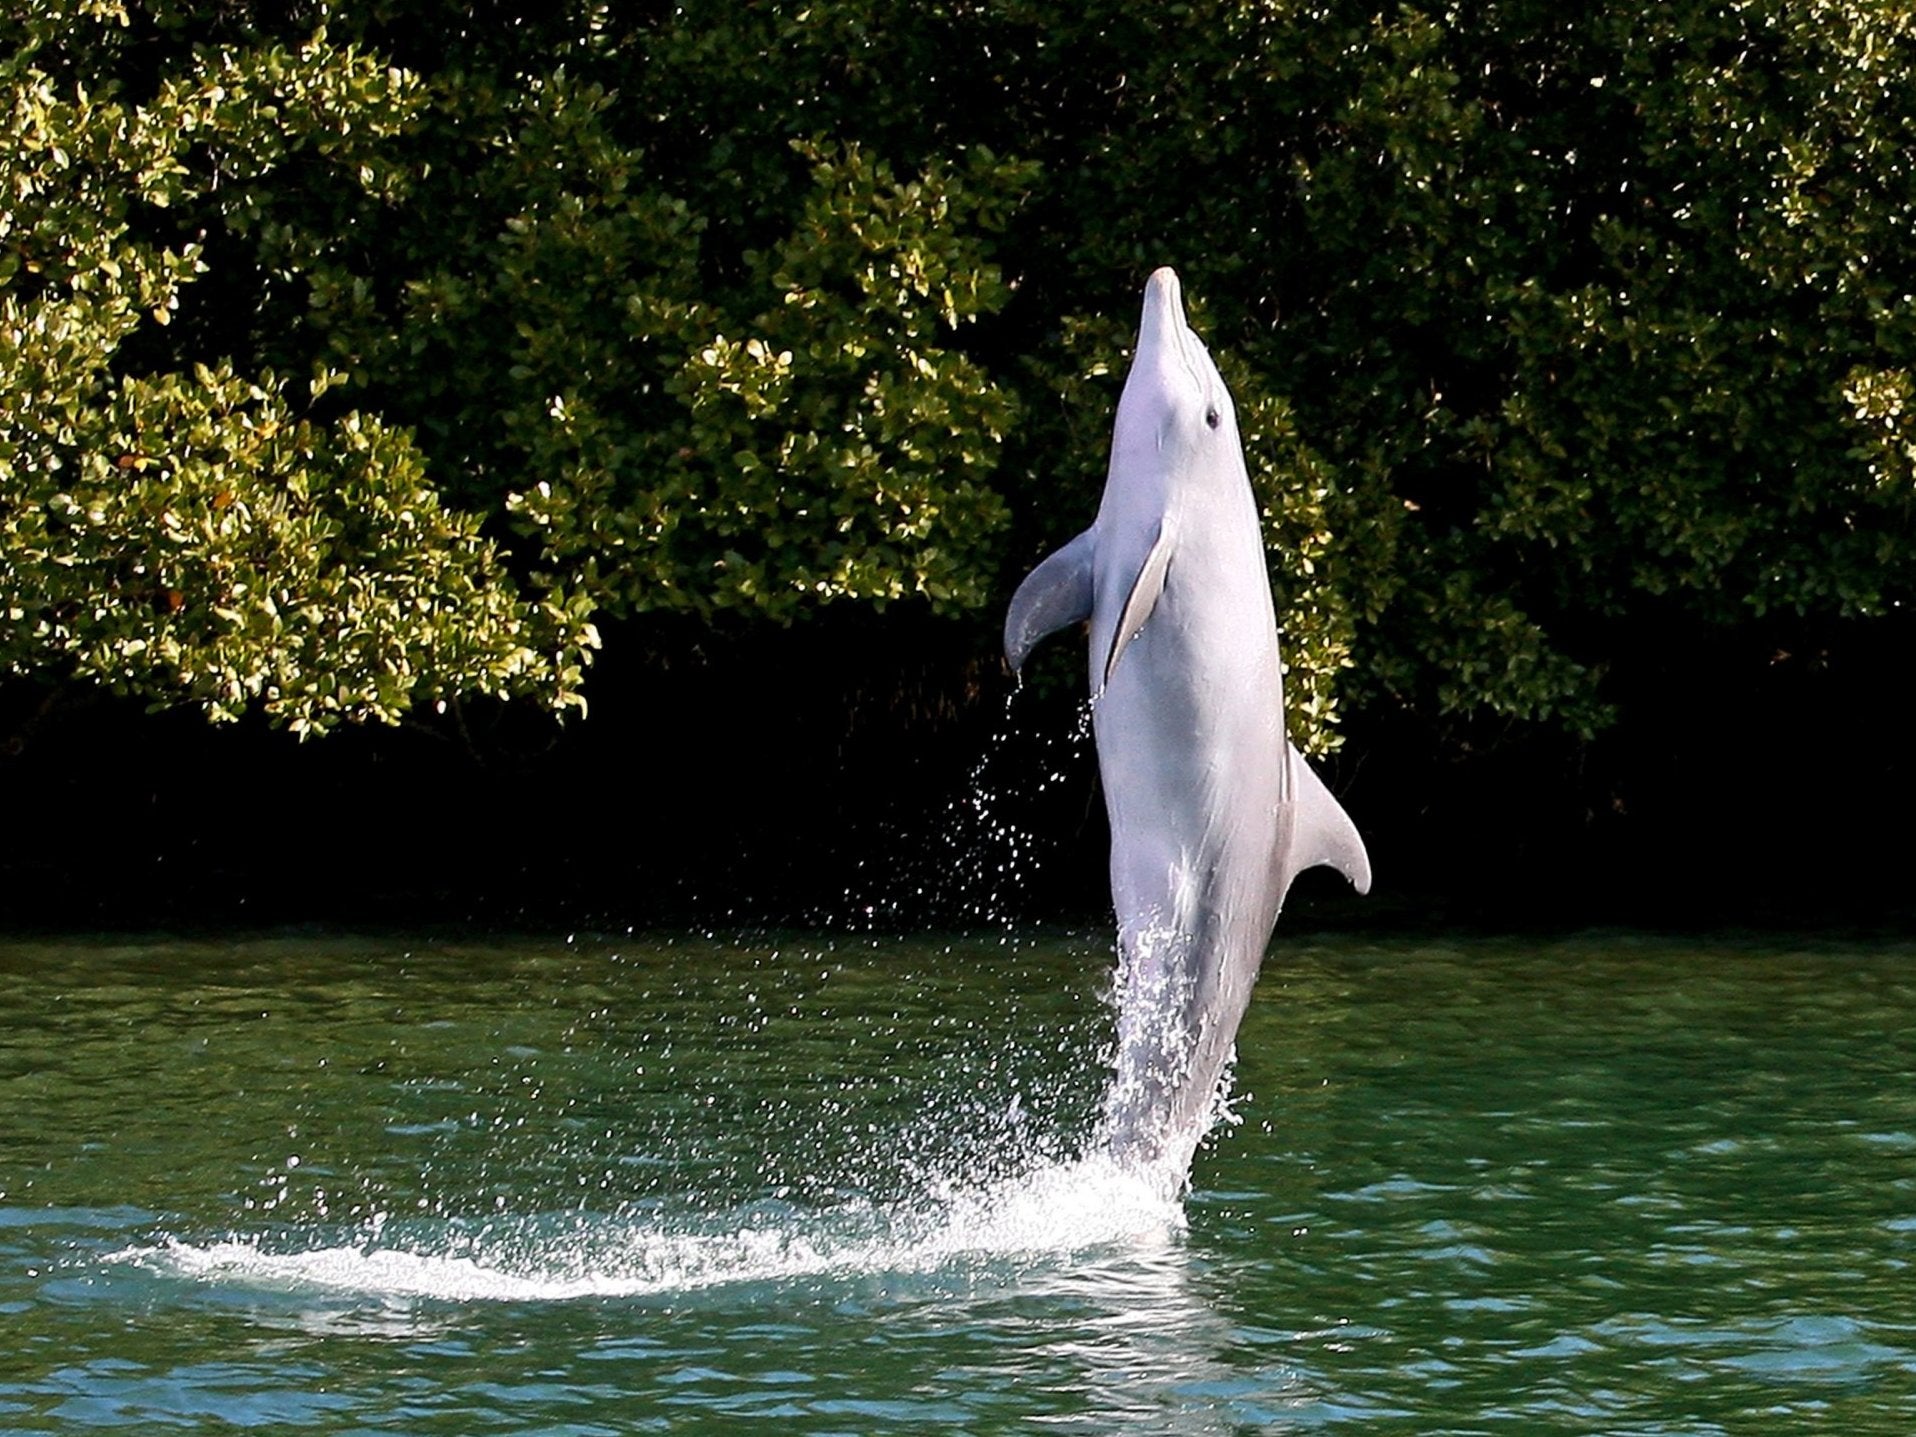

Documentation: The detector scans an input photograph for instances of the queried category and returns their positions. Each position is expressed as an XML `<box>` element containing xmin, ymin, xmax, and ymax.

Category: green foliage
<box><xmin>1</xmin><ymin>361</ymin><xmax>595</xmax><ymax>732</ymax></box>
<box><xmin>1</xmin><ymin>6</ymin><xmax>594</xmax><ymax>732</ymax></box>
<box><xmin>381</xmin><ymin>113</ymin><xmax>1031</xmax><ymax>619</ymax></box>
<box><xmin>10</xmin><ymin>0</ymin><xmax>1916</xmax><ymax>751</ymax></box>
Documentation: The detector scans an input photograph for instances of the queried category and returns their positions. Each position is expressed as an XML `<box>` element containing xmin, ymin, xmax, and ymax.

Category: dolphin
<box><xmin>1005</xmin><ymin>267</ymin><xmax>1371</xmax><ymax>1182</ymax></box>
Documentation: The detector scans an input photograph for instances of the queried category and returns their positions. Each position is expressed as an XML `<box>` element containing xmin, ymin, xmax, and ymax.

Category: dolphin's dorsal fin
<box><xmin>1004</xmin><ymin>529</ymin><xmax>1097</xmax><ymax>674</ymax></box>
<box><xmin>1276</xmin><ymin>744</ymin><xmax>1373</xmax><ymax>901</ymax></box>
<box><xmin>1101</xmin><ymin>518</ymin><xmax>1174</xmax><ymax>690</ymax></box>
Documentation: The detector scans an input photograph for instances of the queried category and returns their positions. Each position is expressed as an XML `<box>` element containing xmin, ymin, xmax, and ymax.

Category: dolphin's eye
<box><xmin>1205</xmin><ymin>406</ymin><xmax>1220</xmax><ymax>429</ymax></box>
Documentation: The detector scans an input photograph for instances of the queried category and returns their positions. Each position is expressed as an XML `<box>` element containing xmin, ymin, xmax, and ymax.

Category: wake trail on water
<box><xmin>113</xmin><ymin>1152</ymin><xmax>1183</xmax><ymax>1303</ymax></box>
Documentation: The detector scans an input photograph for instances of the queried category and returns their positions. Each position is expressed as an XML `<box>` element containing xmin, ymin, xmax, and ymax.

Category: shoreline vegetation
<box><xmin>7</xmin><ymin>3</ymin><xmax>1916</xmax><ymax>930</ymax></box>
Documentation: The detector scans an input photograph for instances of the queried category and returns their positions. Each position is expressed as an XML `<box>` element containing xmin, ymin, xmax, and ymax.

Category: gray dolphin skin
<box><xmin>1005</xmin><ymin>267</ymin><xmax>1371</xmax><ymax>1183</ymax></box>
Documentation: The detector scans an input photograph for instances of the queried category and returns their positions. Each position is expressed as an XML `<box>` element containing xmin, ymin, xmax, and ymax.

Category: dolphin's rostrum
<box><xmin>1006</xmin><ymin>267</ymin><xmax>1371</xmax><ymax>1184</ymax></box>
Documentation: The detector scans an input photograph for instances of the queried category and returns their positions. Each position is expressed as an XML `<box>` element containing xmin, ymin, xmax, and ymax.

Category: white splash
<box><xmin>114</xmin><ymin>1154</ymin><xmax>1182</xmax><ymax>1304</ymax></box>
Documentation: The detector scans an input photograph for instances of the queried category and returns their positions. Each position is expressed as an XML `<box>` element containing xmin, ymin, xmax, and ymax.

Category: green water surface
<box><xmin>2</xmin><ymin>930</ymin><xmax>1912</xmax><ymax>1432</ymax></box>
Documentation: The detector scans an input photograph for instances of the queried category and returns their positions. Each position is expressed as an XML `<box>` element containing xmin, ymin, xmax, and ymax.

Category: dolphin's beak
<box><xmin>1137</xmin><ymin>267</ymin><xmax>1186</xmax><ymax>359</ymax></box>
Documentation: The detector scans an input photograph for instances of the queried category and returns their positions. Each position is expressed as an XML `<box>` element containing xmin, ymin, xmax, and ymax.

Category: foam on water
<box><xmin>113</xmin><ymin>1151</ymin><xmax>1183</xmax><ymax>1303</ymax></box>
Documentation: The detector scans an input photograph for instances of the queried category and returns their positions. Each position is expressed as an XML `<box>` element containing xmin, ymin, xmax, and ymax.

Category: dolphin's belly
<box><xmin>1095</xmin><ymin>578</ymin><xmax>1287</xmax><ymax>1134</ymax></box>
<box><xmin>1093</xmin><ymin>574</ymin><xmax>1285</xmax><ymax>874</ymax></box>
<box><xmin>1088</xmin><ymin>560</ymin><xmax>1292</xmax><ymax>1166</ymax></box>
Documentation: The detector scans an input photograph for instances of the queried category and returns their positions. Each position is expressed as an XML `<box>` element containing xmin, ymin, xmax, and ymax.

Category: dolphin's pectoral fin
<box><xmin>1005</xmin><ymin>529</ymin><xmax>1097</xmax><ymax>674</ymax></box>
<box><xmin>1275</xmin><ymin>744</ymin><xmax>1373</xmax><ymax>901</ymax></box>
<box><xmin>1101</xmin><ymin>519</ymin><xmax>1174</xmax><ymax>690</ymax></box>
